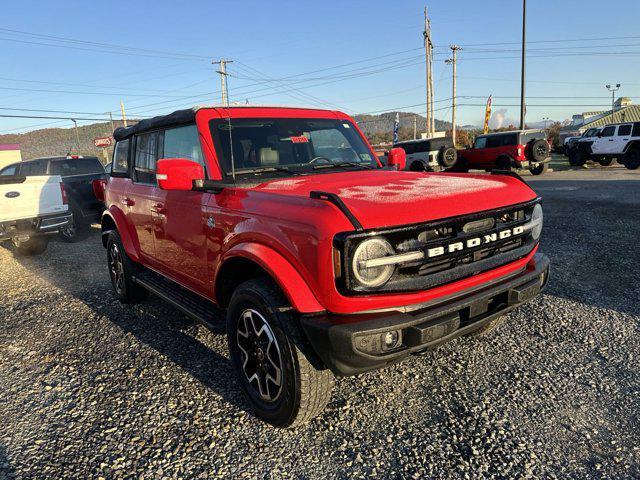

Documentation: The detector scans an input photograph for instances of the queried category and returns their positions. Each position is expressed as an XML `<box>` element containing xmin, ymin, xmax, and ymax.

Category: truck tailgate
<box><xmin>0</xmin><ymin>175</ymin><xmax>67</xmax><ymax>222</ymax></box>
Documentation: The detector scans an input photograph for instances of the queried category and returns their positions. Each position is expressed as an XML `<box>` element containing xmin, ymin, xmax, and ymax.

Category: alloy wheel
<box><xmin>236</xmin><ymin>309</ymin><xmax>283</xmax><ymax>402</ymax></box>
<box><xmin>108</xmin><ymin>243</ymin><xmax>125</xmax><ymax>294</ymax></box>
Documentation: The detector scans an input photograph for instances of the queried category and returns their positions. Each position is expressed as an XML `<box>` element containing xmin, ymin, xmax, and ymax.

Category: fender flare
<box><xmin>101</xmin><ymin>207</ymin><xmax>141</xmax><ymax>262</ymax></box>
<box><xmin>218</xmin><ymin>243</ymin><xmax>324</xmax><ymax>313</ymax></box>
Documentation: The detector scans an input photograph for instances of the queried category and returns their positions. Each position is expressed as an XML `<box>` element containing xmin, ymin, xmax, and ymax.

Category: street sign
<box><xmin>94</xmin><ymin>137</ymin><xmax>112</xmax><ymax>148</ymax></box>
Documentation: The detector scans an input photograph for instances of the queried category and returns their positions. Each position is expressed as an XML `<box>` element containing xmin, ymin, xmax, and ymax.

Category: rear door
<box><xmin>464</xmin><ymin>136</ymin><xmax>487</xmax><ymax>167</ymax></box>
<box><xmin>127</xmin><ymin>131</ymin><xmax>164</xmax><ymax>265</ymax></box>
<box><xmin>613</xmin><ymin>124</ymin><xmax>632</xmax><ymax>153</ymax></box>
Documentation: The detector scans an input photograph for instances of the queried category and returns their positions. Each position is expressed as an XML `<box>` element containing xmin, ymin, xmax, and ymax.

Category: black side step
<box><xmin>133</xmin><ymin>269</ymin><xmax>223</xmax><ymax>329</ymax></box>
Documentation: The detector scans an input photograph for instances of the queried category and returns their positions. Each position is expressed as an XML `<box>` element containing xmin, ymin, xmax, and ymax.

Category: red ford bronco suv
<box><xmin>457</xmin><ymin>129</ymin><xmax>551</xmax><ymax>175</ymax></box>
<box><xmin>102</xmin><ymin>106</ymin><xmax>549</xmax><ymax>427</ymax></box>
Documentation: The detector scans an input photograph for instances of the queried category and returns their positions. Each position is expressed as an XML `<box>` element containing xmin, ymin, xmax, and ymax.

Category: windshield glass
<box><xmin>209</xmin><ymin>118</ymin><xmax>376</xmax><ymax>177</ymax></box>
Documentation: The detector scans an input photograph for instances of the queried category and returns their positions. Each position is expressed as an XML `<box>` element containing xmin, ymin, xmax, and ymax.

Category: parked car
<box><xmin>386</xmin><ymin>137</ymin><xmax>457</xmax><ymax>172</ymax></box>
<box><xmin>563</xmin><ymin>127</ymin><xmax>600</xmax><ymax>155</ymax></box>
<box><xmin>102</xmin><ymin>105</ymin><xmax>550</xmax><ymax>427</ymax></box>
<box><xmin>568</xmin><ymin>122</ymin><xmax>640</xmax><ymax>169</ymax></box>
<box><xmin>457</xmin><ymin>129</ymin><xmax>551</xmax><ymax>175</ymax></box>
<box><xmin>0</xmin><ymin>172</ymin><xmax>71</xmax><ymax>255</ymax></box>
<box><xmin>0</xmin><ymin>156</ymin><xmax>107</xmax><ymax>241</ymax></box>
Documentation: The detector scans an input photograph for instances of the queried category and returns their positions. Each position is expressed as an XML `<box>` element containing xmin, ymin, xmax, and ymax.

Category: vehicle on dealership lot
<box><xmin>0</xmin><ymin>155</ymin><xmax>107</xmax><ymax>241</ymax></box>
<box><xmin>0</xmin><ymin>173</ymin><xmax>71</xmax><ymax>255</ymax></box>
<box><xmin>563</xmin><ymin>127</ymin><xmax>601</xmax><ymax>155</ymax></box>
<box><xmin>456</xmin><ymin>129</ymin><xmax>551</xmax><ymax>175</ymax></box>
<box><xmin>387</xmin><ymin>136</ymin><xmax>458</xmax><ymax>172</ymax></box>
<box><xmin>568</xmin><ymin>122</ymin><xmax>640</xmax><ymax>169</ymax></box>
<box><xmin>101</xmin><ymin>105</ymin><xmax>549</xmax><ymax>427</ymax></box>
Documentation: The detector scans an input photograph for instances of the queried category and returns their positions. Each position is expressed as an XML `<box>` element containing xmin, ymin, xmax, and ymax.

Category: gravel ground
<box><xmin>1</xmin><ymin>165</ymin><xmax>639</xmax><ymax>479</ymax></box>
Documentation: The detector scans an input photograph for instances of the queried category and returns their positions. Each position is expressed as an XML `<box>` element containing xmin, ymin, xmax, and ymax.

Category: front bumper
<box><xmin>300</xmin><ymin>253</ymin><xmax>550</xmax><ymax>376</ymax></box>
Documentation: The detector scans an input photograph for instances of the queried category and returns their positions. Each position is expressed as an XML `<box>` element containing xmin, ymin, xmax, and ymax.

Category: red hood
<box><xmin>252</xmin><ymin>170</ymin><xmax>538</xmax><ymax>230</ymax></box>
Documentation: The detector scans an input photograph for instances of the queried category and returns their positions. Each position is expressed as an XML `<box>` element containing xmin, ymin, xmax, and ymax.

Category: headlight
<box><xmin>351</xmin><ymin>237</ymin><xmax>395</xmax><ymax>288</ymax></box>
<box><xmin>531</xmin><ymin>203</ymin><xmax>543</xmax><ymax>240</ymax></box>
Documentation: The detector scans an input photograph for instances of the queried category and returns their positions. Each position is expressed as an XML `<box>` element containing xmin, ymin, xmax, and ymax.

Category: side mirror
<box><xmin>91</xmin><ymin>178</ymin><xmax>107</xmax><ymax>203</ymax></box>
<box><xmin>156</xmin><ymin>158</ymin><xmax>204</xmax><ymax>191</ymax></box>
<box><xmin>387</xmin><ymin>147</ymin><xmax>406</xmax><ymax>170</ymax></box>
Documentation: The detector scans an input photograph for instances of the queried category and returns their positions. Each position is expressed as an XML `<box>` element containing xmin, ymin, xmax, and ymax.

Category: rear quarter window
<box><xmin>520</xmin><ymin>132</ymin><xmax>545</xmax><ymax>144</ymax></box>
<box><xmin>633</xmin><ymin>123</ymin><xmax>640</xmax><ymax>137</ymax></box>
<box><xmin>49</xmin><ymin>158</ymin><xmax>104</xmax><ymax>176</ymax></box>
<box><xmin>112</xmin><ymin>139</ymin><xmax>130</xmax><ymax>176</ymax></box>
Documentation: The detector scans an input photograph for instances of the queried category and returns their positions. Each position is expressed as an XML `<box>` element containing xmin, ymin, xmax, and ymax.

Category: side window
<box><xmin>633</xmin><ymin>123</ymin><xmax>640</xmax><ymax>137</ymax></box>
<box><xmin>20</xmin><ymin>161</ymin><xmax>46</xmax><ymax>176</ymax></box>
<box><xmin>162</xmin><ymin>124</ymin><xmax>205</xmax><ymax>169</ymax></box>
<box><xmin>503</xmin><ymin>133</ymin><xmax>518</xmax><ymax>146</ymax></box>
<box><xmin>0</xmin><ymin>164</ymin><xmax>17</xmax><ymax>176</ymax></box>
<box><xmin>486</xmin><ymin>136</ymin><xmax>502</xmax><ymax>148</ymax></box>
<box><xmin>474</xmin><ymin>137</ymin><xmax>487</xmax><ymax>149</ymax></box>
<box><xmin>617</xmin><ymin>124</ymin><xmax>632</xmax><ymax>136</ymax></box>
<box><xmin>601</xmin><ymin>126</ymin><xmax>616</xmax><ymax>137</ymax></box>
<box><xmin>112</xmin><ymin>139</ymin><xmax>130</xmax><ymax>176</ymax></box>
<box><xmin>134</xmin><ymin>132</ymin><xmax>159</xmax><ymax>184</ymax></box>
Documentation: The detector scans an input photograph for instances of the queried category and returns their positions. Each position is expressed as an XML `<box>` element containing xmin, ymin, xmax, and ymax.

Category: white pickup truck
<box><xmin>0</xmin><ymin>174</ymin><xmax>72</xmax><ymax>255</ymax></box>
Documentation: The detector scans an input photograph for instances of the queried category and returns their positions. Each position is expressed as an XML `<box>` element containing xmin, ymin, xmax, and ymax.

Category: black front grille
<box><xmin>336</xmin><ymin>199</ymin><xmax>539</xmax><ymax>294</ymax></box>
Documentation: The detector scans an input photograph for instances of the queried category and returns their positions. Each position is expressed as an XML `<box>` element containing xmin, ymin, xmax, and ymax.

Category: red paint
<box><xmin>104</xmin><ymin>106</ymin><xmax>542</xmax><ymax>315</ymax></box>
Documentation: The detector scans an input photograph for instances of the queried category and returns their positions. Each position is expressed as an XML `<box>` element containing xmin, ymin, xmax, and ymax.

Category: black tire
<box><xmin>106</xmin><ymin>230</ymin><xmax>148</xmax><ymax>304</ymax></box>
<box><xmin>227</xmin><ymin>278</ymin><xmax>334</xmax><ymax>428</ymax></box>
<box><xmin>12</xmin><ymin>235</ymin><xmax>48</xmax><ymax>256</ymax></box>
<box><xmin>409</xmin><ymin>160</ymin><xmax>427</xmax><ymax>172</ymax></box>
<box><xmin>438</xmin><ymin>146</ymin><xmax>458</xmax><ymax>168</ymax></box>
<box><xmin>597</xmin><ymin>157</ymin><xmax>613</xmax><ymax>167</ymax></box>
<box><xmin>468</xmin><ymin>315</ymin><xmax>507</xmax><ymax>337</ymax></box>
<box><xmin>495</xmin><ymin>155</ymin><xmax>512</xmax><ymax>170</ymax></box>
<box><xmin>527</xmin><ymin>139</ymin><xmax>550</xmax><ymax>162</ymax></box>
<box><xmin>528</xmin><ymin>162</ymin><xmax>549</xmax><ymax>175</ymax></box>
<box><xmin>58</xmin><ymin>210</ymin><xmax>89</xmax><ymax>243</ymax></box>
<box><xmin>568</xmin><ymin>149</ymin><xmax>586</xmax><ymax>167</ymax></box>
<box><xmin>623</xmin><ymin>148</ymin><xmax>640</xmax><ymax>170</ymax></box>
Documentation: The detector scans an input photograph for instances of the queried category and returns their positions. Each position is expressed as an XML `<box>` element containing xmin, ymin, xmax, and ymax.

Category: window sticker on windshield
<box><xmin>359</xmin><ymin>153</ymin><xmax>371</xmax><ymax>161</ymax></box>
<box><xmin>342</xmin><ymin>123</ymin><xmax>351</xmax><ymax>128</ymax></box>
<box><xmin>289</xmin><ymin>136</ymin><xmax>309</xmax><ymax>143</ymax></box>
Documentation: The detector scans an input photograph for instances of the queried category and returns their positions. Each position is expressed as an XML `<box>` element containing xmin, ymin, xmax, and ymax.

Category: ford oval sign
<box><xmin>5</xmin><ymin>191</ymin><xmax>20</xmax><ymax>198</ymax></box>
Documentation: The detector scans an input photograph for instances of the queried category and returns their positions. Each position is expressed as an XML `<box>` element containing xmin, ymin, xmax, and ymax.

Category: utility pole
<box><xmin>106</xmin><ymin>112</ymin><xmax>115</xmax><ymax>133</ymax></box>
<box><xmin>445</xmin><ymin>45</ymin><xmax>461</xmax><ymax>146</ymax></box>
<box><xmin>120</xmin><ymin>100</ymin><xmax>128</xmax><ymax>127</ymax></box>
<box><xmin>519</xmin><ymin>0</ymin><xmax>527</xmax><ymax>130</ymax></box>
<box><xmin>423</xmin><ymin>7</ymin><xmax>434</xmax><ymax>137</ymax></box>
<box><xmin>605</xmin><ymin>84</ymin><xmax>620</xmax><ymax>116</ymax></box>
<box><xmin>413</xmin><ymin>116</ymin><xmax>417</xmax><ymax>139</ymax></box>
<box><xmin>71</xmin><ymin>119</ymin><xmax>80</xmax><ymax>151</ymax></box>
<box><xmin>213</xmin><ymin>59</ymin><xmax>234</xmax><ymax>106</ymax></box>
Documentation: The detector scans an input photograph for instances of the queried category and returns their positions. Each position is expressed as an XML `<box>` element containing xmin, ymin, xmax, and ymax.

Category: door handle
<box><xmin>609</xmin><ymin>139</ymin><xmax>614</xmax><ymax>141</ymax></box>
<box><xmin>121</xmin><ymin>197</ymin><xmax>135</xmax><ymax>206</ymax></box>
<box><xmin>151</xmin><ymin>203</ymin><xmax>166</xmax><ymax>215</ymax></box>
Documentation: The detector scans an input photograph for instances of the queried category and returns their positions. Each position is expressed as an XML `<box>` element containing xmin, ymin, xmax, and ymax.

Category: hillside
<box><xmin>0</xmin><ymin>111</ymin><xmax>451</xmax><ymax>161</ymax></box>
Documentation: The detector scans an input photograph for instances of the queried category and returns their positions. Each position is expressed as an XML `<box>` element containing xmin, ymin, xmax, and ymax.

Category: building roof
<box><xmin>562</xmin><ymin>105</ymin><xmax>640</xmax><ymax>133</ymax></box>
<box><xmin>0</xmin><ymin>144</ymin><xmax>20</xmax><ymax>151</ymax></box>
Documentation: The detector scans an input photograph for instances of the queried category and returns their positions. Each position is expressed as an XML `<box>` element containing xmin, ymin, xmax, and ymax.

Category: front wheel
<box><xmin>529</xmin><ymin>162</ymin><xmax>549</xmax><ymax>175</ymax></box>
<box><xmin>12</xmin><ymin>235</ymin><xmax>48</xmax><ymax>256</ymax></box>
<box><xmin>568</xmin><ymin>149</ymin><xmax>586</xmax><ymax>167</ymax></box>
<box><xmin>227</xmin><ymin>279</ymin><xmax>334</xmax><ymax>428</ymax></box>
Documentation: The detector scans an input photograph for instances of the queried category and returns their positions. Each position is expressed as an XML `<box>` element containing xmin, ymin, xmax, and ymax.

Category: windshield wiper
<box><xmin>228</xmin><ymin>166</ymin><xmax>303</xmax><ymax>176</ymax></box>
<box><xmin>312</xmin><ymin>161</ymin><xmax>374</xmax><ymax>170</ymax></box>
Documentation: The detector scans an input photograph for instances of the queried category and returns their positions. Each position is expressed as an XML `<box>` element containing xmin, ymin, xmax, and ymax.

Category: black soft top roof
<box><xmin>114</xmin><ymin>107</ymin><xmax>196</xmax><ymax>141</ymax></box>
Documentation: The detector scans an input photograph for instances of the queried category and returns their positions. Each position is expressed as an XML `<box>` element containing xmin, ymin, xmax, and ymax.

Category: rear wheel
<box><xmin>58</xmin><ymin>210</ymin><xmax>89</xmax><ymax>242</ymax></box>
<box><xmin>106</xmin><ymin>230</ymin><xmax>148</xmax><ymax>304</ymax></box>
<box><xmin>227</xmin><ymin>278</ymin><xmax>334</xmax><ymax>428</ymax></box>
<box><xmin>529</xmin><ymin>162</ymin><xmax>549</xmax><ymax>175</ymax></box>
<box><xmin>12</xmin><ymin>235</ymin><xmax>48</xmax><ymax>256</ymax></box>
<box><xmin>623</xmin><ymin>148</ymin><xmax>640</xmax><ymax>170</ymax></box>
<box><xmin>495</xmin><ymin>155</ymin><xmax>512</xmax><ymax>171</ymax></box>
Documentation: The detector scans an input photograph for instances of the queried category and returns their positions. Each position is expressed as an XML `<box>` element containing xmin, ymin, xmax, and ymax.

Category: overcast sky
<box><xmin>0</xmin><ymin>0</ymin><xmax>639</xmax><ymax>133</ymax></box>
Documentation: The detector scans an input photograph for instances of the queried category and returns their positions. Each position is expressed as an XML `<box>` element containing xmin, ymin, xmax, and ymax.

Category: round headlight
<box><xmin>351</xmin><ymin>237</ymin><xmax>395</xmax><ymax>288</ymax></box>
<box><xmin>531</xmin><ymin>203</ymin><xmax>543</xmax><ymax>240</ymax></box>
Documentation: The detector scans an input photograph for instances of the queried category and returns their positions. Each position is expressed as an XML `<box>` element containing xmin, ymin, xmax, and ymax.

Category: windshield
<box><xmin>209</xmin><ymin>118</ymin><xmax>376</xmax><ymax>178</ymax></box>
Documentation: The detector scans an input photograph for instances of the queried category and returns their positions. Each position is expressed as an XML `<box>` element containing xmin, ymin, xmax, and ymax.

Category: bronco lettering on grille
<box><xmin>427</xmin><ymin>225</ymin><xmax>525</xmax><ymax>258</ymax></box>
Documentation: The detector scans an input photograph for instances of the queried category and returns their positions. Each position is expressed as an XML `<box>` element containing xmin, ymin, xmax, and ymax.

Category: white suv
<box><xmin>568</xmin><ymin>122</ymin><xmax>640</xmax><ymax>169</ymax></box>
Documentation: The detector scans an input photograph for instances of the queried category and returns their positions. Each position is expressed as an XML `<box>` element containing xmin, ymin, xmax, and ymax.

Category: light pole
<box><xmin>605</xmin><ymin>84</ymin><xmax>620</xmax><ymax>116</ymax></box>
<box><xmin>542</xmin><ymin>117</ymin><xmax>549</xmax><ymax>130</ymax></box>
<box><xmin>519</xmin><ymin>0</ymin><xmax>527</xmax><ymax>130</ymax></box>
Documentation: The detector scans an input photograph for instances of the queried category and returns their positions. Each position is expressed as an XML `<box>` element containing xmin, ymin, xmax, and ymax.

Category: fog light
<box><xmin>382</xmin><ymin>330</ymin><xmax>401</xmax><ymax>351</ymax></box>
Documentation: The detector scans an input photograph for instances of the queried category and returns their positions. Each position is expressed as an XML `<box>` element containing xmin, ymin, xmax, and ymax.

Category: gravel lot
<box><xmin>1</xmin><ymin>162</ymin><xmax>639</xmax><ymax>479</ymax></box>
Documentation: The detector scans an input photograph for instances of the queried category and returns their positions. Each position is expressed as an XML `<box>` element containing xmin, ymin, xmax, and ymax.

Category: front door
<box><xmin>594</xmin><ymin>125</ymin><xmax>616</xmax><ymax>154</ymax></box>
